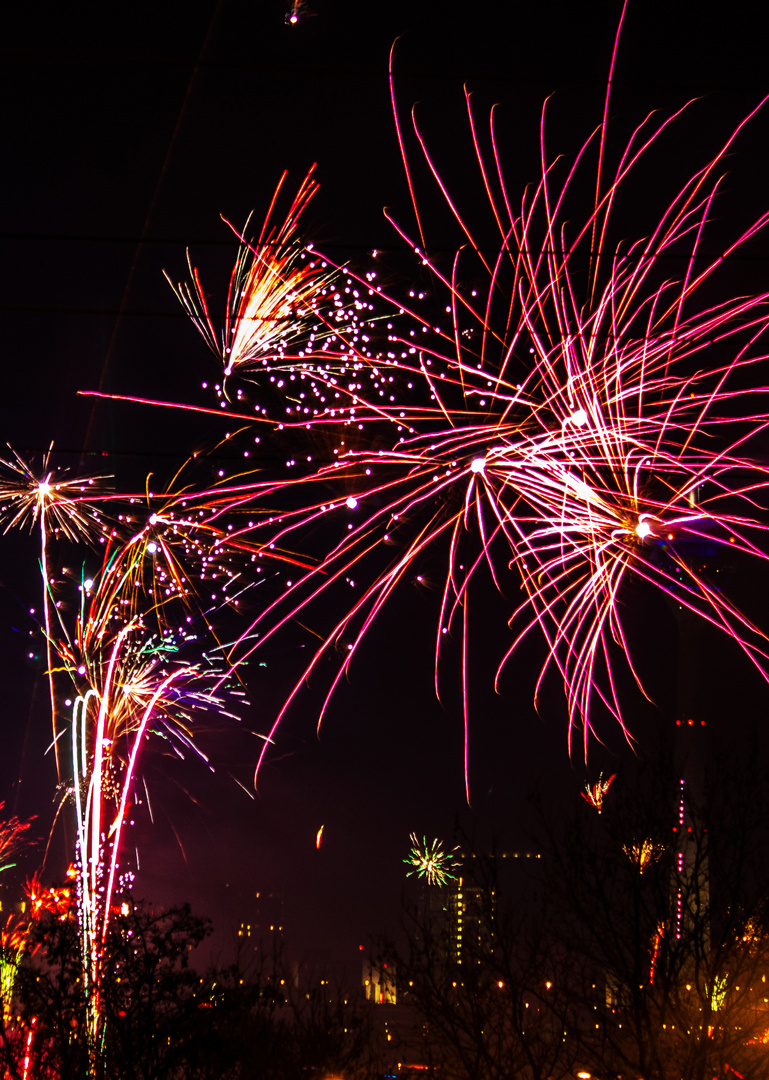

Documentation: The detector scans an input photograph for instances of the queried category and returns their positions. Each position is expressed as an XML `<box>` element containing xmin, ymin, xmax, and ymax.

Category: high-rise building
<box><xmin>234</xmin><ymin>887</ymin><xmax>286</xmax><ymax>954</ymax></box>
<box><xmin>446</xmin><ymin>873</ymin><xmax>493</xmax><ymax>965</ymax></box>
<box><xmin>362</xmin><ymin>956</ymin><xmax>397</xmax><ymax>1004</ymax></box>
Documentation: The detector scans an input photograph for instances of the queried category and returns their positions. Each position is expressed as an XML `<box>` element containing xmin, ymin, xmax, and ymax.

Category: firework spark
<box><xmin>404</xmin><ymin>833</ymin><xmax>459</xmax><ymax>886</ymax></box>
<box><xmin>649</xmin><ymin>920</ymin><xmax>665</xmax><ymax>984</ymax></box>
<box><xmin>0</xmin><ymin>803</ymin><xmax>35</xmax><ymax>1018</ymax></box>
<box><xmin>581</xmin><ymin>773</ymin><xmax>616</xmax><ymax>814</ymax></box>
<box><xmin>624</xmin><ymin>837</ymin><xmax>665</xmax><ymax>873</ymax></box>
<box><xmin>0</xmin><ymin>874</ymin><xmax>71</xmax><ymax>1028</ymax></box>
<box><xmin>164</xmin><ymin>167</ymin><xmax>340</xmax><ymax>402</ymax></box>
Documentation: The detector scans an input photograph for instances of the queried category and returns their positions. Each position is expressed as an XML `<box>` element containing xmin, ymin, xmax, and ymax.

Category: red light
<box><xmin>688</xmin><ymin>718</ymin><xmax>694</xmax><ymax>725</ymax></box>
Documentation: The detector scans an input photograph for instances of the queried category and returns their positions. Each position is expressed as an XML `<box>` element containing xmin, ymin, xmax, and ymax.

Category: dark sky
<box><xmin>2</xmin><ymin>0</ymin><xmax>769</xmax><ymax>968</ymax></box>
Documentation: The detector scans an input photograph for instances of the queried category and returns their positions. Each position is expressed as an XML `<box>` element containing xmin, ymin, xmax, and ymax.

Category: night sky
<box><xmin>2</xmin><ymin>0</ymin><xmax>769</xmax><ymax>968</ymax></box>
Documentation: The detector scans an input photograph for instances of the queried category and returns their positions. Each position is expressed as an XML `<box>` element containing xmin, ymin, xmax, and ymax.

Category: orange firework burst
<box><xmin>581</xmin><ymin>773</ymin><xmax>616</xmax><ymax>814</ymax></box>
<box><xmin>164</xmin><ymin>166</ymin><xmax>335</xmax><ymax>399</ymax></box>
<box><xmin>623</xmin><ymin>837</ymin><xmax>666</xmax><ymax>873</ymax></box>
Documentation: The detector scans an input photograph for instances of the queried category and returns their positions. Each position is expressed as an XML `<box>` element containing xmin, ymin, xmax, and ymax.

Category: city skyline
<box><xmin>2</xmin><ymin>0</ymin><xmax>769</xmax><ymax>979</ymax></box>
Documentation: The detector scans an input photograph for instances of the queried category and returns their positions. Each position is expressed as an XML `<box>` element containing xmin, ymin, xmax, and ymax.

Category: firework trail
<box><xmin>68</xmin><ymin>620</ymin><xmax>200</xmax><ymax>1053</ymax></box>
<box><xmin>43</xmin><ymin>518</ymin><xmax>250</xmax><ymax>1061</ymax></box>
<box><xmin>0</xmin><ymin>448</ymin><xmax>110</xmax><ymax>785</ymax></box>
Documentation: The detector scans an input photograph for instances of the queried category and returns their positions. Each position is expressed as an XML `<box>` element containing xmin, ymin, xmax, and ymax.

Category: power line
<box><xmin>2</xmin><ymin>47</ymin><xmax>768</xmax><ymax>96</ymax></box>
<box><xmin>1</xmin><ymin>233</ymin><xmax>767</xmax><ymax>260</ymax></box>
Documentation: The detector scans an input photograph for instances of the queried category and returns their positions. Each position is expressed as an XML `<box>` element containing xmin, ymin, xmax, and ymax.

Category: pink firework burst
<box><xmin>104</xmin><ymin>17</ymin><xmax>769</xmax><ymax>790</ymax></box>
<box><xmin>212</xmin><ymin>90</ymin><xmax>769</xmax><ymax>782</ymax></box>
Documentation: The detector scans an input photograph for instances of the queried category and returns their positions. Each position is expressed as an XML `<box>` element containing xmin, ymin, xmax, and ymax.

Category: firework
<box><xmin>378</xmin><ymin>51</ymin><xmax>769</xmax><ymax>755</ymax></box>
<box><xmin>0</xmin><ymin>931</ymin><xmax>22</xmax><ymax>1030</ymax></box>
<box><xmin>285</xmin><ymin>0</ymin><xmax>311</xmax><ymax>24</ymax></box>
<box><xmin>711</xmin><ymin>974</ymin><xmax>729</xmax><ymax>1011</ymax></box>
<box><xmin>0</xmin><ymin>808</ymin><xmax>40</xmax><ymax>1035</ymax></box>
<box><xmin>42</xmin><ymin>523</ymin><xmax>250</xmax><ymax>1060</ymax></box>
<box><xmin>1</xmin><ymin>875</ymin><xmax>73</xmax><ymax>1027</ymax></box>
<box><xmin>404</xmin><ymin>834</ymin><xmax>459</xmax><ymax>886</ymax></box>
<box><xmin>0</xmin><ymin>804</ymin><xmax>33</xmax><ymax>875</ymax></box>
<box><xmin>649</xmin><ymin>920</ymin><xmax>665</xmax><ymax>985</ymax></box>
<box><xmin>105</xmin><ymin>17</ymin><xmax>769</xmax><ymax>784</ymax></box>
<box><xmin>164</xmin><ymin>167</ymin><xmax>341</xmax><ymax>402</ymax></box>
<box><xmin>0</xmin><ymin>448</ymin><xmax>258</xmax><ymax>1067</ymax></box>
<box><xmin>581</xmin><ymin>773</ymin><xmax>616</xmax><ymax>814</ymax></box>
<box><xmin>67</xmin><ymin>620</ymin><xmax>234</xmax><ymax>1056</ymax></box>
<box><xmin>187</xmin><ymin>81</ymin><xmax>769</xmax><ymax>784</ymax></box>
<box><xmin>623</xmin><ymin>837</ymin><xmax>665</xmax><ymax>873</ymax></box>
<box><xmin>0</xmin><ymin>447</ymin><xmax>110</xmax><ymax>784</ymax></box>
<box><xmin>0</xmin><ymin>447</ymin><xmax>108</xmax><ymax>546</ymax></box>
